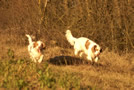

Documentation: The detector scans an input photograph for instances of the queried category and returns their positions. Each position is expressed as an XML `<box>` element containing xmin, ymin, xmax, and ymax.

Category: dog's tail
<box><xmin>65</xmin><ymin>30</ymin><xmax>77</xmax><ymax>46</ymax></box>
<box><xmin>25</xmin><ymin>34</ymin><xmax>33</xmax><ymax>44</ymax></box>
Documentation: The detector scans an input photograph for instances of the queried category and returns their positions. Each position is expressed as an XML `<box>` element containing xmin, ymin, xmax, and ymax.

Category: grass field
<box><xmin>0</xmin><ymin>0</ymin><xmax>134</xmax><ymax>89</ymax></box>
<box><xmin>0</xmin><ymin>30</ymin><xmax>134</xmax><ymax>90</ymax></box>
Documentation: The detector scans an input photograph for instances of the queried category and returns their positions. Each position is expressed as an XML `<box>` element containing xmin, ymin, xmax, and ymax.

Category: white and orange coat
<box><xmin>65</xmin><ymin>30</ymin><xmax>102</xmax><ymax>62</ymax></box>
<box><xmin>26</xmin><ymin>34</ymin><xmax>45</xmax><ymax>63</ymax></box>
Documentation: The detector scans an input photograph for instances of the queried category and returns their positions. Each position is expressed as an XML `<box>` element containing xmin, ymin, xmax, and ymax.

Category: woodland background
<box><xmin>0</xmin><ymin>0</ymin><xmax>134</xmax><ymax>53</ymax></box>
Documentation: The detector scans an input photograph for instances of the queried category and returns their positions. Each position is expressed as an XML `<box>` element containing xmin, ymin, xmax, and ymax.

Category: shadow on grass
<box><xmin>48</xmin><ymin>55</ymin><xmax>103</xmax><ymax>66</ymax></box>
<box><xmin>48</xmin><ymin>56</ymin><xmax>88</xmax><ymax>65</ymax></box>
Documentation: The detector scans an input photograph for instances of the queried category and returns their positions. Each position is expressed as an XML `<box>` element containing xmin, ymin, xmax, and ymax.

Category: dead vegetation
<box><xmin>0</xmin><ymin>0</ymin><xmax>134</xmax><ymax>89</ymax></box>
<box><xmin>0</xmin><ymin>30</ymin><xmax>134</xmax><ymax>89</ymax></box>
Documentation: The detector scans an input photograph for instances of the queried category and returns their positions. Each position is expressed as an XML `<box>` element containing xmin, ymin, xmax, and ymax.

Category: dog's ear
<box><xmin>91</xmin><ymin>45</ymin><xmax>98</xmax><ymax>53</ymax></box>
<box><xmin>100</xmin><ymin>48</ymin><xmax>102</xmax><ymax>53</ymax></box>
<box><xmin>33</xmin><ymin>42</ymin><xmax>38</xmax><ymax>48</ymax></box>
<box><xmin>85</xmin><ymin>40</ymin><xmax>90</xmax><ymax>49</ymax></box>
<box><xmin>41</xmin><ymin>43</ymin><xmax>46</xmax><ymax>49</ymax></box>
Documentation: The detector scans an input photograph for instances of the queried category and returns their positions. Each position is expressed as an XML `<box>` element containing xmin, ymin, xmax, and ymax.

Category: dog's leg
<box><xmin>87</xmin><ymin>55</ymin><xmax>92</xmax><ymax>62</ymax></box>
<box><xmin>32</xmin><ymin>57</ymin><xmax>37</xmax><ymax>63</ymax></box>
<box><xmin>30</xmin><ymin>55</ymin><xmax>33</xmax><ymax>61</ymax></box>
<box><xmin>79</xmin><ymin>52</ymin><xmax>84</xmax><ymax>57</ymax></box>
<box><xmin>74</xmin><ymin>49</ymin><xmax>79</xmax><ymax>56</ymax></box>
<box><xmin>38</xmin><ymin>55</ymin><xmax>44</xmax><ymax>63</ymax></box>
<box><xmin>30</xmin><ymin>55</ymin><xmax>37</xmax><ymax>63</ymax></box>
<box><xmin>94</xmin><ymin>57</ymin><xmax>99</xmax><ymax>62</ymax></box>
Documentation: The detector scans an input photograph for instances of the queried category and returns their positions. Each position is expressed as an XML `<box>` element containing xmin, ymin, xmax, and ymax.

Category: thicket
<box><xmin>0</xmin><ymin>0</ymin><xmax>134</xmax><ymax>53</ymax></box>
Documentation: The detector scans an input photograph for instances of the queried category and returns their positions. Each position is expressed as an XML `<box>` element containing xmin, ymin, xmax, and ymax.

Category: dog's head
<box><xmin>91</xmin><ymin>45</ymin><xmax>102</xmax><ymax>56</ymax></box>
<box><xmin>85</xmin><ymin>40</ymin><xmax>102</xmax><ymax>56</ymax></box>
<box><xmin>33</xmin><ymin>41</ymin><xmax>45</xmax><ymax>53</ymax></box>
<box><xmin>37</xmin><ymin>41</ymin><xmax>46</xmax><ymax>50</ymax></box>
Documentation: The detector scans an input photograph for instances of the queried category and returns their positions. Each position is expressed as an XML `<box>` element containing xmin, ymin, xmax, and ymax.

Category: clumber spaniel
<box><xmin>26</xmin><ymin>34</ymin><xmax>45</xmax><ymax>63</ymax></box>
<box><xmin>65</xmin><ymin>30</ymin><xmax>102</xmax><ymax>62</ymax></box>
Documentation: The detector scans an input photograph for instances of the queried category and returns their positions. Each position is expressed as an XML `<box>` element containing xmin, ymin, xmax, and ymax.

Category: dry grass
<box><xmin>48</xmin><ymin>49</ymin><xmax>134</xmax><ymax>89</ymax></box>
<box><xmin>0</xmin><ymin>0</ymin><xmax>134</xmax><ymax>89</ymax></box>
<box><xmin>0</xmin><ymin>30</ymin><xmax>134</xmax><ymax>89</ymax></box>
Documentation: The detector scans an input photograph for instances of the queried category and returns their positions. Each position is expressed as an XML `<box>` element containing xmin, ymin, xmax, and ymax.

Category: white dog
<box><xmin>65</xmin><ymin>30</ymin><xmax>102</xmax><ymax>62</ymax></box>
<box><xmin>26</xmin><ymin>34</ymin><xmax>45</xmax><ymax>63</ymax></box>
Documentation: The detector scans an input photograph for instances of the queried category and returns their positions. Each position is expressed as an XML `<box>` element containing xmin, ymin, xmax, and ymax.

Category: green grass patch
<box><xmin>0</xmin><ymin>49</ymin><xmax>96</xmax><ymax>89</ymax></box>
